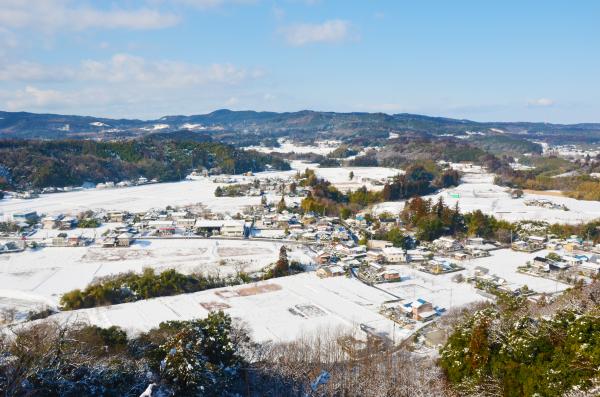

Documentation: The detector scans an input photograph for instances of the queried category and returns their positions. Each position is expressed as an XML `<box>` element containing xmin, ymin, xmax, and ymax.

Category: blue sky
<box><xmin>0</xmin><ymin>0</ymin><xmax>598</xmax><ymax>122</ymax></box>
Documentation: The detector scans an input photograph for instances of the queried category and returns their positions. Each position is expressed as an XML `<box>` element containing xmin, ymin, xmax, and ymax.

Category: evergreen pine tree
<box><xmin>277</xmin><ymin>196</ymin><xmax>287</xmax><ymax>213</ymax></box>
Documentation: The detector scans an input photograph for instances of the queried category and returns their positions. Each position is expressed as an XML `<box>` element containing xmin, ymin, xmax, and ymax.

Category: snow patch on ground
<box><xmin>245</xmin><ymin>139</ymin><xmax>340</xmax><ymax>156</ymax></box>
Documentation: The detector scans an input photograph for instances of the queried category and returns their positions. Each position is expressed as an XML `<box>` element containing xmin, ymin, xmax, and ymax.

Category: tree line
<box><xmin>0</xmin><ymin>137</ymin><xmax>290</xmax><ymax>190</ymax></box>
<box><xmin>297</xmin><ymin>165</ymin><xmax>460</xmax><ymax>218</ymax></box>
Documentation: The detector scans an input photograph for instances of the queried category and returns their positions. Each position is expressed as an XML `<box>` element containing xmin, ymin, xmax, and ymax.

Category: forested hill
<box><xmin>0</xmin><ymin>138</ymin><xmax>290</xmax><ymax>190</ymax></box>
<box><xmin>2</xmin><ymin>109</ymin><xmax>600</xmax><ymax>145</ymax></box>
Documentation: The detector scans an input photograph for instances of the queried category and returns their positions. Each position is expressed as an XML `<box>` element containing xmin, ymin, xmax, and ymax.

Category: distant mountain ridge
<box><xmin>2</xmin><ymin>109</ymin><xmax>600</xmax><ymax>144</ymax></box>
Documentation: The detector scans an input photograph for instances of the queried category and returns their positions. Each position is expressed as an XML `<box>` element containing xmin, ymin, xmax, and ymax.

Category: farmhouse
<box><xmin>148</xmin><ymin>220</ymin><xmax>176</xmax><ymax>236</ymax></box>
<box><xmin>382</xmin><ymin>247</ymin><xmax>406</xmax><ymax>263</ymax></box>
<box><xmin>367</xmin><ymin>239</ymin><xmax>393</xmax><ymax>250</ymax></box>
<box><xmin>117</xmin><ymin>233</ymin><xmax>134</xmax><ymax>247</ymax></box>
<box><xmin>432</xmin><ymin>236</ymin><xmax>462</xmax><ymax>252</ymax></box>
<box><xmin>42</xmin><ymin>215</ymin><xmax>63</xmax><ymax>230</ymax></box>
<box><xmin>402</xmin><ymin>298</ymin><xmax>436</xmax><ymax>321</ymax></box>
<box><xmin>194</xmin><ymin>219</ymin><xmax>246</xmax><ymax>237</ymax></box>
<box><xmin>316</xmin><ymin>265</ymin><xmax>345</xmax><ymax>278</ymax></box>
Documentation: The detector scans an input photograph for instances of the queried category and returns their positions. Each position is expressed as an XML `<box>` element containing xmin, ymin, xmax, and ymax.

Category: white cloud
<box><xmin>173</xmin><ymin>0</ymin><xmax>257</xmax><ymax>8</ymax></box>
<box><xmin>79</xmin><ymin>54</ymin><xmax>256</xmax><ymax>86</ymax></box>
<box><xmin>5</xmin><ymin>86</ymin><xmax>77</xmax><ymax>110</ymax></box>
<box><xmin>281</xmin><ymin>19</ymin><xmax>352</xmax><ymax>46</ymax></box>
<box><xmin>225</xmin><ymin>96</ymin><xmax>239</xmax><ymax>106</ymax></box>
<box><xmin>0</xmin><ymin>0</ymin><xmax>179</xmax><ymax>32</ymax></box>
<box><xmin>0</xmin><ymin>54</ymin><xmax>260</xmax><ymax>87</ymax></box>
<box><xmin>0</xmin><ymin>54</ymin><xmax>266</xmax><ymax>118</ymax></box>
<box><xmin>528</xmin><ymin>98</ymin><xmax>555</xmax><ymax>107</ymax></box>
<box><xmin>0</xmin><ymin>60</ymin><xmax>73</xmax><ymax>82</ymax></box>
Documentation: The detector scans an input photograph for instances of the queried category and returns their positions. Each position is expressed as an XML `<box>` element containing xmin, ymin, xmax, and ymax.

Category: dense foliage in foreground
<box><xmin>0</xmin><ymin>312</ymin><xmax>449</xmax><ymax>397</ymax></box>
<box><xmin>0</xmin><ymin>138</ymin><xmax>290</xmax><ymax>190</ymax></box>
<box><xmin>0</xmin><ymin>312</ymin><xmax>249</xmax><ymax>396</ymax></box>
<box><xmin>440</xmin><ymin>283</ymin><xmax>600</xmax><ymax>397</ymax></box>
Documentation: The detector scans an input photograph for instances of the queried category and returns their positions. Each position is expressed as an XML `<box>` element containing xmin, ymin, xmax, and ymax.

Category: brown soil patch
<box><xmin>217</xmin><ymin>246</ymin><xmax>273</xmax><ymax>257</ymax></box>
<box><xmin>82</xmin><ymin>248</ymin><xmax>153</xmax><ymax>262</ymax></box>
<box><xmin>524</xmin><ymin>189</ymin><xmax>564</xmax><ymax>197</ymax></box>
<box><xmin>200</xmin><ymin>301</ymin><xmax>231</xmax><ymax>311</ymax></box>
<box><xmin>237</xmin><ymin>283</ymin><xmax>281</xmax><ymax>296</ymax></box>
<box><xmin>214</xmin><ymin>283</ymin><xmax>282</xmax><ymax>299</ymax></box>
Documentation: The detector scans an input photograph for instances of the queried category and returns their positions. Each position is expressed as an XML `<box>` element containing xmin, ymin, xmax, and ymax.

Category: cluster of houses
<box><xmin>6</xmin><ymin>176</ymin><xmax>157</xmax><ymax>200</ymax></box>
<box><xmin>512</xmin><ymin>235</ymin><xmax>547</xmax><ymax>252</ymax></box>
<box><xmin>468</xmin><ymin>266</ymin><xmax>535</xmax><ymax>297</ymax></box>
<box><xmin>527</xmin><ymin>251</ymin><xmax>600</xmax><ymax>281</ymax></box>
<box><xmin>211</xmin><ymin>176</ymin><xmax>310</xmax><ymax>198</ymax></box>
<box><xmin>95</xmin><ymin>176</ymin><xmax>156</xmax><ymax>190</ymax></box>
<box><xmin>513</xmin><ymin>234</ymin><xmax>600</xmax><ymax>278</ymax></box>
<box><xmin>429</xmin><ymin>236</ymin><xmax>497</xmax><ymax>260</ymax></box>
<box><xmin>315</xmin><ymin>234</ymin><xmax>502</xmax><ymax>283</ymax></box>
<box><xmin>41</xmin><ymin>214</ymin><xmax>78</xmax><ymax>230</ymax></box>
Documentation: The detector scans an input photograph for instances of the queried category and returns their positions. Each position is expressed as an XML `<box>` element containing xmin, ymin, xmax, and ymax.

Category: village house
<box><xmin>366</xmin><ymin>250</ymin><xmax>384</xmax><ymax>262</ymax></box>
<box><xmin>42</xmin><ymin>215</ymin><xmax>63</xmax><ymax>230</ymax></box>
<box><xmin>59</xmin><ymin>216</ymin><xmax>77</xmax><ymax>230</ymax></box>
<box><xmin>423</xmin><ymin>258</ymin><xmax>460</xmax><ymax>274</ymax></box>
<box><xmin>52</xmin><ymin>233</ymin><xmax>69</xmax><ymax>247</ymax></box>
<box><xmin>380</xmin><ymin>247</ymin><xmax>405</xmax><ymax>263</ymax></box>
<box><xmin>452</xmin><ymin>251</ymin><xmax>468</xmax><ymax>261</ymax></box>
<box><xmin>102</xmin><ymin>235</ymin><xmax>117</xmax><ymax>248</ymax></box>
<box><xmin>406</xmin><ymin>248</ymin><xmax>430</xmax><ymax>263</ymax></box>
<box><xmin>532</xmin><ymin>256</ymin><xmax>550</xmax><ymax>271</ymax></box>
<box><xmin>316</xmin><ymin>265</ymin><xmax>345</xmax><ymax>278</ymax></box>
<box><xmin>367</xmin><ymin>239</ymin><xmax>393</xmax><ymax>250</ymax></box>
<box><xmin>402</xmin><ymin>298</ymin><xmax>436</xmax><ymax>321</ymax></box>
<box><xmin>149</xmin><ymin>220</ymin><xmax>176</xmax><ymax>236</ymax></box>
<box><xmin>432</xmin><ymin>236</ymin><xmax>462</xmax><ymax>252</ymax></box>
<box><xmin>221</xmin><ymin>220</ymin><xmax>246</xmax><ymax>237</ymax></box>
<box><xmin>194</xmin><ymin>219</ymin><xmax>246</xmax><ymax>237</ymax></box>
<box><xmin>107</xmin><ymin>211</ymin><xmax>125</xmax><ymax>223</ymax></box>
<box><xmin>315</xmin><ymin>250</ymin><xmax>331</xmax><ymax>265</ymax></box>
<box><xmin>117</xmin><ymin>232</ymin><xmax>134</xmax><ymax>247</ymax></box>
<box><xmin>175</xmin><ymin>218</ymin><xmax>196</xmax><ymax>229</ymax></box>
<box><xmin>381</xmin><ymin>269</ymin><xmax>402</xmax><ymax>281</ymax></box>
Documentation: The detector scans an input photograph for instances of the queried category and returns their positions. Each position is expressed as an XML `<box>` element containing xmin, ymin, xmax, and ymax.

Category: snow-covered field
<box><xmin>0</xmin><ymin>180</ymin><xmax>268</xmax><ymax>219</ymax></box>
<box><xmin>45</xmin><ymin>273</ymin><xmax>407</xmax><ymax>343</ymax></box>
<box><xmin>245</xmin><ymin>139</ymin><xmax>340</xmax><ymax>155</ymax></box>
<box><xmin>374</xmin><ymin>172</ymin><xmax>600</xmax><ymax>224</ymax></box>
<box><xmin>35</xmin><ymin>248</ymin><xmax>567</xmax><ymax>343</ymax></box>
<box><xmin>314</xmin><ymin>167</ymin><xmax>403</xmax><ymax>192</ymax></box>
<box><xmin>0</xmin><ymin>239</ymin><xmax>314</xmax><ymax>312</ymax></box>
<box><xmin>0</xmin><ymin>163</ymin><xmax>404</xmax><ymax>218</ymax></box>
<box><xmin>0</xmin><ymin>162</ymin><xmax>305</xmax><ymax>219</ymax></box>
